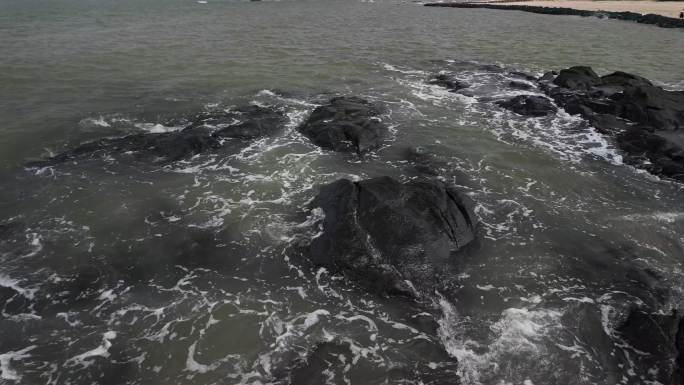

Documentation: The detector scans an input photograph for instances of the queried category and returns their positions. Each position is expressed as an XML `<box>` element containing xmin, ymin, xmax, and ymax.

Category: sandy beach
<box><xmin>497</xmin><ymin>0</ymin><xmax>684</xmax><ymax>18</ymax></box>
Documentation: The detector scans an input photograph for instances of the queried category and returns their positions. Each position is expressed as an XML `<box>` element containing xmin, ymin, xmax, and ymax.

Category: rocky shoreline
<box><xmin>424</xmin><ymin>2</ymin><xmax>684</xmax><ymax>28</ymax></box>
<box><xmin>24</xmin><ymin>63</ymin><xmax>684</xmax><ymax>383</ymax></box>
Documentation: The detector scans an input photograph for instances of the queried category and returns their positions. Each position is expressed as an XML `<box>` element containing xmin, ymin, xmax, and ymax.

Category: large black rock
<box><xmin>616</xmin><ymin>308</ymin><xmax>683</xmax><ymax>384</ymax></box>
<box><xmin>496</xmin><ymin>95</ymin><xmax>557</xmax><ymax>117</ymax></box>
<box><xmin>28</xmin><ymin>105</ymin><xmax>286</xmax><ymax>167</ymax></box>
<box><xmin>297</xmin><ymin>97</ymin><xmax>386</xmax><ymax>155</ymax></box>
<box><xmin>307</xmin><ymin>176</ymin><xmax>477</xmax><ymax>296</ymax></box>
<box><xmin>543</xmin><ymin>66</ymin><xmax>684</xmax><ymax>182</ymax></box>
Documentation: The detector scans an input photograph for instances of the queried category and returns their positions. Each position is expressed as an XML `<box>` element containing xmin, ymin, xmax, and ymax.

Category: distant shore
<box><xmin>424</xmin><ymin>1</ymin><xmax>684</xmax><ymax>28</ymax></box>
<box><xmin>498</xmin><ymin>1</ymin><xmax>683</xmax><ymax>18</ymax></box>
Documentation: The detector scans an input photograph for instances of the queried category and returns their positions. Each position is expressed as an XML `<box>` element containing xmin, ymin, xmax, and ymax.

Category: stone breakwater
<box><xmin>424</xmin><ymin>3</ymin><xmax>684</xmax><ymax>28</ymax></box>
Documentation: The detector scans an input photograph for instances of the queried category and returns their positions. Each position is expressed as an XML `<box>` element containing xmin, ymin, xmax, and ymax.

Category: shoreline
<box><xmin>424</xmin><ymin>2</ymin><xmax>684</xmax><ymax>28</ymax></box>
<box><xmin>498</xmin><ymin>0</ymin><xmax>684</xmax><ymax>18</ymax></box>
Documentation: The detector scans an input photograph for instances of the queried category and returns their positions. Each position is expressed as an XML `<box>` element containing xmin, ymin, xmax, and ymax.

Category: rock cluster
<box><xmin>543</xmin><ymin>66</ymin><xmax>684</xmax><ymax>182</ymax></box>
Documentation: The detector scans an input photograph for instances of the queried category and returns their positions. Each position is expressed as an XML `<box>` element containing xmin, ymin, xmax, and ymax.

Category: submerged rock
<box><xmin>509</xmin><ymin>71</ymin><xmax>538</xmax><ymax>82</ymax></box>
<box><xmin>28</xmin><ymin>105</ymin><xmax>286</xmax><ymax>167</ymax></box>
<box><xmin>306</xmin><ymin>176</ymin><xmax>477</xmax><ymax>296</ymax></box>
<box><xmin>297</xmin><ymin>96</ymin><xmax>386</xmax><ymax>155</ymax></box>
<box><xmin>0</xmin><ymin>283</ymin><xmax>32</xmax><ymax>315</ymax></box>
<box><xmin>428</xmin><ymin>73</ymin><xmax>470</xmax><ymax>92</ymax></box>
<box><xmin>616</xmin><ymin>308</ymin><xmax>683</xmax><ymax>384</ymax></box>
<box><xmin>29</xmin><ymin>129</ymin><xmax>222</xmax><ymax>167</ymax></box>
<box><xmin>496</xmin><ymin>95</ymin><xmax>557</xmax><ymax>117</ymax></box>
<box><xmin>543</xmin><ymin>66</ymin><xmax>684</xmax><ymax>182</ymax></box>
<box><xmin>194</xmin><ymin>105</ymin><xmax>287</xmax><ymax>139</ymax></box>
<box><xmin>288</xmin><ymin>339</ymin><xmax>458</xmax><ymax>385</ymax></box>
<box><xmin>509</xmin><ymin>80</ymin><xmax>533</xmax><ymax>90</ymax></box>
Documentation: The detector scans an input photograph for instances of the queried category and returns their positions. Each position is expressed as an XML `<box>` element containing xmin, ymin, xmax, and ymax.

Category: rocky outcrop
<box><xmin>496</xmin><ymin>95</ymin><xmax>557</xmax><ymax>117</ymax></box>
<box><xmin>27</xmin><ymin>105</ymin><xmax>286</xmax><ymax>167</ymax></box>
<box><xmin>306</xmin><ymin>176</ymin><xmax>477</xmax><ymax>297</ymax></box>
<box><xmin>297</xmin><ymin>96</ymin><xmax>386</xmax><ymax>155</ymax></box>
<box><xmin>541</xmin><ymin>66</ymin><xmax>684</xmax><ymax>182</ymax></box>
<box><xmin>428</xmin><ymin>73</ymin><xmax>470</xmax><ymax>92</ymax></box>
<box><xmin>424</xmin><ymin>3</ymin><xmax>684</xmax><ymax>29</ymax></box>
<box><xmin>616</xmin><ymin>308</ymin><xmax>683</xmax><ymax>384</ymax></box>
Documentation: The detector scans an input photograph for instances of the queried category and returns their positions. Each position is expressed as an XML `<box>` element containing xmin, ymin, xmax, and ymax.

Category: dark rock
<box><xmin>509</xmin><ymin>71</ymin><xmax>538</xmax><ymax>82</ymax></box>
<box><xmin>617</xmin><ymin>309</ymin><xmax>679</xmax><ymax>358</ymax></box>
<box><xmin>509</xmin><ymin>80</ymin><xmax>533</xmax><ymax>90</ymax></box>
<box><xmin>616</xmin><ymin>308</ymin><xmax>681</xmax><ymax>383</ymax></box>
<box><xmin>617</xmin><ymin>129</ymin><xmax>684</xmax><ymax>181</ymax></box>
<box><xmin>307</xmin><ymin>176</ymin><xmax>477</xmax><ymax>296</ymax></box>
<box><xmin>607</xmin><ymin>83</ymin><xmax>684</xmax><ymax>132</ymax></box>
<box><xmin>496</xmin><ymin>95</ymin><xmax>557</xmax><ymax>117</ymax></box>
<box><xmin>297</xmin><ymin>96</ymin><xmax>386</xmax><ymax>155</ymax></box>
<box><xmin>600</xmin><ymin>71</ymin><xmax>653</xmax><ymax>88</ymax></box>
<box><xmin>428</xmin><ymin>73</ymin><xmax>470</xmax><ymax>92</ymax></box>
<box><xmin>540</xmin><ymin>71</ymin><xmax>558</xmax><ymax>82</ymax></box>
<box><xmin>0</xmin><ymin>281</ymin><xmax>32</xmax><ymax>315</ymax></box>
<box><xmin>27</xmin><ymin>105</ymin><xmax>286</xmax><ymax>167</ymax></box>
<box><xmin>676</xmin><ymin>316</ymin><xmax>684</xmax><ymax>384</ymax></box>
<box><xmin>553</xmin><ymin>66</ymin><xmax>601</xmax><ymax>90</ymax></box>
<box><xmin>193</xmin><ymin>105</ymin><xmax>287</xmax><ymax>139</ymax></box>
<box><xmin>544</xmin><ymin>66</ymin><xmax>684</xmax><ymax>182</ymax></box>
<box><xmin>28</xmin><ymin>128</ymin><xmax>222</xmax><ymax>167</ymax></box>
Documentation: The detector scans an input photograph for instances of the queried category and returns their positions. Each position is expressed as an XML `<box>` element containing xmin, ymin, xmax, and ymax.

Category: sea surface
<box><xmin>1</xmin><ymin>0</ymin><xmax>684</xmax><ymax>384</ymax></box>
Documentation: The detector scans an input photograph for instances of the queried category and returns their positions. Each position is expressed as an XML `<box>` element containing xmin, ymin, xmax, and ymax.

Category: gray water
<box><xmin>1</xmin><ymin>1</ymin><xmax>684</xmax><ymax>384</ymax></box>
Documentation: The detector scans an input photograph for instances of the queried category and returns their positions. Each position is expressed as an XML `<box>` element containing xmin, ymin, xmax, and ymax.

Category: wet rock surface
<box><xmin>496</xmin><ymin>95</ymin><xmax>557</xmax><ymax>117</ymax></box>
<box><xmin>428</xmin><ymin>73</ymin><xmax>470</xmax><ymax>92</ymax></box>
<box><xmin>542</xmin><ymin>66</ymin><xmax>684</xmax><ymax>182</ymax></box>
<box><xmin>616</xmin><ymin>308</ymin><xmax>683</xmax><ymax>384</ymax></box>
<box><xmin>306</xmin><ymin>176</ymin><xmax>477</xmax><ymax>297</ymax></box>
<box><xmin>27</xmin><ymin>105</ymin><xmax>287</xmax><ymax>167</ymax></box>
<box><xmin>297</xmin><ymin>96</ymin><xmax>386</xmax><ymax>155</ymax></box>
<box><xmin>508</xmin><ymin>80</ymin><xmax>534</xmax><ymax>90</ymax></box>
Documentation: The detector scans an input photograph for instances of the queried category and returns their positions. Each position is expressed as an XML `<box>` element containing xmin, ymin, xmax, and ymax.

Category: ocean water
<box><xmin>1</xmin><ymin>1</ymin><xmax>684</xmax><ymax>384</ymax></box>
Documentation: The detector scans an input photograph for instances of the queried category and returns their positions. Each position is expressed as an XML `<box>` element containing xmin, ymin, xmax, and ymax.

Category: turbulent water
<box><xmin>1</xmin><ymin>0</ymin><xmax>684</xmax><ymax>384</ymax></box>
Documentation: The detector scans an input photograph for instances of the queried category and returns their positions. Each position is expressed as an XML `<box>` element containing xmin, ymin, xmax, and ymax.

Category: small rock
<box><xmin>428</xmin><ymin>73</ymin><xmax>470</xmax><ymax>92</ymax></box>
<box><xmin>297</xmin><ymin>96</ymin><xmax>386</xmax><ymax>155</ymax></box>
<box><xmin>496</xmin><ymin>95</ymin><xmax>557</xmax><ymax>117</ymax></box>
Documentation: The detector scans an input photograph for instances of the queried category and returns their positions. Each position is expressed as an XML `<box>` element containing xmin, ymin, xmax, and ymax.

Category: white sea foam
<box><xmin>437</xmin><ymin>293</ymin><xmax>562</xmax><ymax>385</ymax></box>
<box><xmin>67</xmin><ymin>331</ymin><xmax>117</xmax><ymax>367</ymax></box>
<box><xmin>0</xmin><ymin>275</ymin><xmax>37</xmax><ymax>300</ymax></box>
<box><xmin>0</xmin><ymin>345</ymin><xmax>36</xmax><ymax>381</ymax></box>
<box><xmin>621</xmin><ymin>211</ymin><xmax>684</xmax><ymax>224</ymax></box>
<box><xmin>135</xmin><ymin>123</ymin><xmax>183</xmax><ymax>133</ymax></box>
